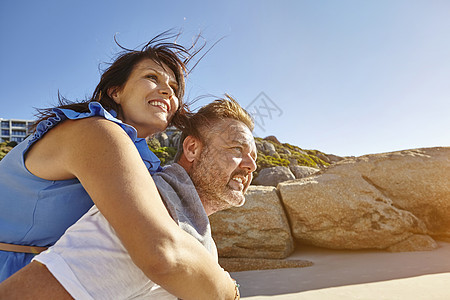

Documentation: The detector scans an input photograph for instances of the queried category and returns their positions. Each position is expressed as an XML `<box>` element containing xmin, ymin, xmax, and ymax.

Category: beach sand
<box><xmin>232</xmin><ymin>241</ymin><xmax>450</xmax><ymax>299</ymax></box>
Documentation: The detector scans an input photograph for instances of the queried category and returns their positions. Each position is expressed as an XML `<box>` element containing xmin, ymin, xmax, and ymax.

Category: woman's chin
<box><xmin>134</xmin><ymin>121</ymin><xmax>169</xmax><ymax>138</ymax></box>
<box><xmin>151</xmin><ymin>121</ymin><xmax>170</xmax><ymax>135</ymax></box>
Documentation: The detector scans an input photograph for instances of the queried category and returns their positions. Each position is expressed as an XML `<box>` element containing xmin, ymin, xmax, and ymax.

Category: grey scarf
<box><xmin>152</xmin><ymin>163</ymin><xmax>216</xmax><ymax>256</ymax></box>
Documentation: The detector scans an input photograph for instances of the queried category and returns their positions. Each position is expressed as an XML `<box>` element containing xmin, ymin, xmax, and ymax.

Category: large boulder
<box><xmin>289</xmin><ymin>165</ymin><xmax>320</xmax><ymax>179</ymax></box>
<box><xmin>279</xmin><ymin>173</ymin><xmax>431</xmax><ymax>251</ymax></box>
<box><xmin>262</xmin><ymin>141</ymin><xmax>277</xmax><ymax>156</ymax></box>
<box><xmin>209</xmin><ymin>186</ymin><xmax>294</xmax><ymax>259</ymax></box>
<box><xmin>253</xmin><ymin>166</ymin><xmax>295</xmax><ymax>186</ymax></box>
<box><xmin>352</xmin><ymin>148</ymin><xmax>450</xmax><ymax>242</ymax></box>
<box><xmin>279</xmin><ymin>147</ymin><xmax>450</xmax><ymax>251</ymax></box>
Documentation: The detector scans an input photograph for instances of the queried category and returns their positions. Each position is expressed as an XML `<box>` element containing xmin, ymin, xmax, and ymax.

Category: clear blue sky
<box><xmin>1</xmin><ymin>0</ymin><xmax>449</xmax><ymax>156</ymax></box>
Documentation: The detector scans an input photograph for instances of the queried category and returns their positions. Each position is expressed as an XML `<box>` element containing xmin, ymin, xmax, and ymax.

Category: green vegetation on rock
<box><xmin>0</xmin><ymin>141</ymin><xmax>17</xmax><ymax>161</ymax></box>
<box><xmin>256</xmin><ymin>154</ymin><xmax>290</xmax><ymax>169</ymax></box>
<box><xmin>147</xmin><ymin>137</ymin><xmax>177</xmax><ymax>165</ymax></box>
<box><xmin>254</xmin><ymin>137</ymin><xmax>330</xmax><ymax>172</ymax></box>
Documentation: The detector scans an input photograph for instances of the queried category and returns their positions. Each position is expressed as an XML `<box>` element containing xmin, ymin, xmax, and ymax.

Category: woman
<box><xmin>0</xmin><ymin>33</ymin><xmax>237</xmax><ymax>299</ymax></box>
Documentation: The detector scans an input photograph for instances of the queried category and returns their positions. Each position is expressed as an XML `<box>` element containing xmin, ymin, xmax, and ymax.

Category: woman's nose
<box><xmin>158</xmin><ymin>82</ymin><xmax>174</xmax><ymax>97</ymax></box>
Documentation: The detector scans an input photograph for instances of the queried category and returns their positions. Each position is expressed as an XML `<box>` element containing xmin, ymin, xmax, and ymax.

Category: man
<box><xmin>0</xmin><ymin>96</ymin><xmax>257</xmax><ymax>299</ymax></box>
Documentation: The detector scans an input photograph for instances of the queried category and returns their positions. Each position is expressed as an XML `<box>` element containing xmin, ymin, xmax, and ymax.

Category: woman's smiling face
<box><xmin>109</xmin><ymin>58</ymin><xmax>180</xmax><ymax>138</ymax></box>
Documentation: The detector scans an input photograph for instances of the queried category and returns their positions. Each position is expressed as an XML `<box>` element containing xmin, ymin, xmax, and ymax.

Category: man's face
<box><xmin>189</xmin><ymin>119</ymin><xmax>257</xmax><ymax>214</ymax></box>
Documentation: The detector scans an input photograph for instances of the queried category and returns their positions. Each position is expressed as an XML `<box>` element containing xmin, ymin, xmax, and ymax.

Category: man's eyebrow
<box><xmin>230</xmin><ymin>139</ymin><xmax>251</xmax><ymax>146</ymax></box>
<box><xmin>230</xmin><ymin>138</ymin><xmax>257</xmax><ymax>157</ymax></box>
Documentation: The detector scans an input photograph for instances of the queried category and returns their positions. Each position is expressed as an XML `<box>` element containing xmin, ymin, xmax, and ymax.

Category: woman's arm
<box><xmin>0</xmin><ymin>262</ymin><xmax>73</xmax><ymax>300</ymax></box>
<box><xmin>25</xmin><ymin>117</ymin><xmax>236</xmax><ymax>300</ymax></box>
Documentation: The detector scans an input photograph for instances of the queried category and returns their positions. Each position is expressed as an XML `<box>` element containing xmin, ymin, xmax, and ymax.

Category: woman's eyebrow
<box><xmin>141</xmin><ymin>67</ymin><xmax>178</xmax><ymax>86</ymax></box>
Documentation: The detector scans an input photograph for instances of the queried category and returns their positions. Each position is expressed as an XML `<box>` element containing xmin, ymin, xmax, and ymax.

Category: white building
<box><xmin>0</xmin><ymin>118</ymin><xmax>35</xmax><ymax>143</ymax></box>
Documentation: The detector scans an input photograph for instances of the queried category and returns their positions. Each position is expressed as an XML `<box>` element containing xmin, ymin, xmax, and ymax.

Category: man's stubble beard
<box><xmin>189</xmin><ymin>146</ymin><xmax>245</xmax><ymax>213</ymax></box>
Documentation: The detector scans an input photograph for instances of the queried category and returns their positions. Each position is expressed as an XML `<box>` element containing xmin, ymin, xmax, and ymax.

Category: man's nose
<box><xmin>241</xmin><ymin>153</ymin><xmax>257</xmax><ymax>173</ymax></box>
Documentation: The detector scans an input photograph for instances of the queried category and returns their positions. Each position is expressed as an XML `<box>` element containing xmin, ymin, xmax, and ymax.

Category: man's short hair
<box><xmin>174</xmin><ymin>94</ymin><xmax>254</xmax><ymax>161</ymax></box>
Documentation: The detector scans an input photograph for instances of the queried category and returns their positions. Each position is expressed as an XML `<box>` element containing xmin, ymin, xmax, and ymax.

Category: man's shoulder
<box><xmin>153</xmin><ymin>163</ymin><xmax>191</xmax><ymax>186</ymax></box>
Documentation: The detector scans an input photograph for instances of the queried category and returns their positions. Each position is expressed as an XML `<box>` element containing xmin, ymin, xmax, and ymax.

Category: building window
<box><xmin>1</xmin><ymin>130</ymin><xmax>9</xmax><ymax>136</ymax></box>
<box><xmin>12</xmin><ymin>122</ymin><xmax>26</xmax><ymax>128</ymax></box>
<box><xmin>11</xmin><ymin>137</ymin><xmax>24</xmax><ymax>142</ymax></box>
<box><xmin>1</xmin><ymin>121</ymin><xmax>9</xmax><ymax>128</ymax></box>
<box><xmin>12</xmin><ymin>130</ymin><xmax>26</xmax><ymax>136</ymax></box>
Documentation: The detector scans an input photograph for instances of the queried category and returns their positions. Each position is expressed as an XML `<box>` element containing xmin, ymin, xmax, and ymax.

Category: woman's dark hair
<box><xmin>33</xmin><ymin>30</ymin><xmax>204</xmax><ymax>131</ymax></box>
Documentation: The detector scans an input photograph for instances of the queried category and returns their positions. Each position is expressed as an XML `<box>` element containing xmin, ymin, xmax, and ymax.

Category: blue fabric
<box><xmin>0</xmin><ymin>102</ymin><xmax>161</xmax><ymax>282</ymax></box>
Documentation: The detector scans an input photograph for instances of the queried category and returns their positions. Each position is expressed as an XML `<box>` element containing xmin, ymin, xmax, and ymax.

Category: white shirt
<box><xmin>33</xmin><ymin>164</ymin><xmax>217</xmax><ymax>299</ymax></box>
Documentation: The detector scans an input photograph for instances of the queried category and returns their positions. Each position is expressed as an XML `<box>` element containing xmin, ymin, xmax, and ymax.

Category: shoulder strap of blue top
<box><xmin>26</xmin><ymin>102</ymin><xmax>161</xmax><ymax>174</ymax></box>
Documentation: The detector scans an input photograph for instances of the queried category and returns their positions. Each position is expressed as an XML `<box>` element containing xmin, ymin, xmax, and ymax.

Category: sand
<box><xmin>232</xmin><ymin>242</ymin><xmax>450</xmax><ymax>299</ymax></box>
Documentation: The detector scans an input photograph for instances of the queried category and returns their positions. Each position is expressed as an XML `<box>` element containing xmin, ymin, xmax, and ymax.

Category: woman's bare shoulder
<box><xmin>60</xmin><ymin>116</ymin><xmax>127</xmax><ymax>137</ymax></box>
<box><xmin>25</xmin><ymin>117</ymin><xmax>133</xmax><ymax>180</ymax></box>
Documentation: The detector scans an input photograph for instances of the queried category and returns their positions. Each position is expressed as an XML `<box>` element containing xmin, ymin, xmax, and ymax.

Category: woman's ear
<box><xmin>107</xmin><ymin>87</ymin><xmax>120</xmax><ymax>104</ymax></box>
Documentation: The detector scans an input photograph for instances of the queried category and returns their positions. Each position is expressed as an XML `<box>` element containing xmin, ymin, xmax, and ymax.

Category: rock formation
<box><xmin>252</xmin><ymin>166</ymin><xmax>295</xmax><ymax>186</ymax></box>
<box><xmin>278</xmin><ymin>147</ymin><xmax>450</xmax><ymax>252</ymax></box>
<box><xmin>146</xmin><ymin>128</ymin><xmax>450</xmax><ymax>262</ymax></box>
<box><xmin>211</xmin><ymin>146</ymin><xmax>449</xmax><ymax>258</ymax></box>
<box><xmin>350</xmin><ymin>148</ymin><xmax>450</xmax><ymax>242</ymax></box>
<box><xmin>289</xmin><ymin>165</ymin><xmax>320</xmax><ymax>179</ymax></box>
<box><xmin>209</xmin><ymin>186</ymin><xmax>294</xmax><ymax>259</ymax></box>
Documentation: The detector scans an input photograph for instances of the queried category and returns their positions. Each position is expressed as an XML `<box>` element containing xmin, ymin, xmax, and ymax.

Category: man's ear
<box><xmin>182</xmin><ymin>135</ymin><xmax>202</xmax><ymax>163</ymax></box>
<box><xmin>107</xmin><ymin>87</ymin><xmax>120</xmax><ymax>104</ymax></box>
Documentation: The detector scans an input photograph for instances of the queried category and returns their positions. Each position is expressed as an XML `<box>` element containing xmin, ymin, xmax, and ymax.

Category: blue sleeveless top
<box><xmin>0</xmin><ymin>102</ymin><xmax>161</xmax><ymax>282</ymax></box>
